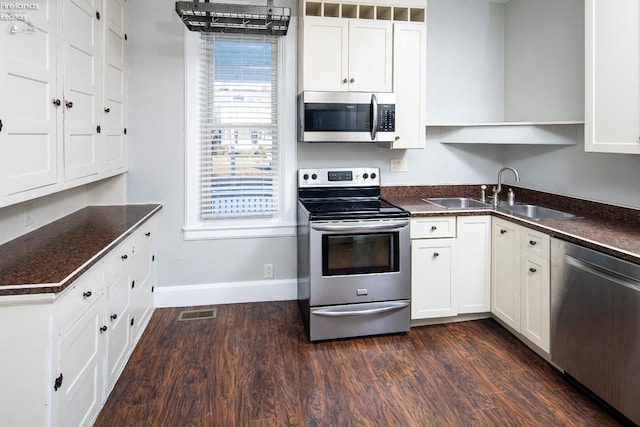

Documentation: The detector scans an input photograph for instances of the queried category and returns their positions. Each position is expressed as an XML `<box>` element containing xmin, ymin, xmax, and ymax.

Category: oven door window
<box><xmin>322</xmin><ymin>232</ymin><xmax>399</xmax><ymax>276</ymax></box>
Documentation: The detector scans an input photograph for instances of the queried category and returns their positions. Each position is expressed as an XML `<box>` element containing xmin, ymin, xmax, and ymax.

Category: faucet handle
<box><xmin>480</xmin><ymin>185</ymin><xmax>487</xmax><ymax>202</ymax></box>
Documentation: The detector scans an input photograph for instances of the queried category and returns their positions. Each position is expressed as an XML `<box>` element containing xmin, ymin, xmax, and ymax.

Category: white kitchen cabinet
<box><xmin>491</xmin><ymin>217</ymin><xmax>550</xmax><ymax>353</ymax></box>
<box><xmin>411</xmin><ymin>238</ymin><xmax>455</xmax><ymax>318</ymax></box>
<box><xmin>102</xmin><ymin>0</ymin><xmax>128</xmax><ymax>171</ymax></box>
<box><xmin>299</xmin><ymin>16</ymin><xmax>393</xmax><ymax>93</ymax></box>
<box><xmin>0</xmin><ymin>214</ymin><xmax>156</xmax><ymax>427</ymax></box>
<box><xmin>391</xmin><ymin>21</ymin><xmax>426</xmax><ymax>149</ymax></box>
<box><xmin>411</xmin><ymin>215</ymin><xmax>491</xmax><ymax>320</ymax></box>
<box><xmin>455</xmin><ymin>216</ymin><xmax>491</xmax><ymax>313</ymax></box>
<box><xmin>584</xmin><ymin>0</ymin><xmax>640</xmax><ymax>154</ymax></box>
<box><xmin>0</xmin><ymin>0</ymin><xmax>60</xmax><ymax>196</ymax></box>
<box><xmin>63</xmin><ymin>0</ymin><xmax>103</xmax><ymax>181</ymax></box>
<box><xmin>0</xmin><ymin>0</ymin><xmax>128</xmax><ymax>208</ymax></box>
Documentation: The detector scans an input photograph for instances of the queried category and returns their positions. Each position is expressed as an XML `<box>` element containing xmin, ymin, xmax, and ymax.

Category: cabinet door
<box><xmin>455</xmin><ymin>216</ymin><xmax>491</xmax><ymax>314</ymax></box>
<box><xmin>348</xmin><ymin>20</ymin><xmax>393</xmax><ymax>92</ymax></box>
<box><xmin>105</xmin><ymin>270</ymin><xmax>131</xmax><ymax>394</ymax></box>
<box><xmin>102</xmin><ymin>0</ymin><xmax>127</xmax><ymax>172</ymax></box>
<box><xmin>520</xmin><ymin>252</ymin><xmax>550</xmax><ymax>353</ymax></box>
<box><xmin>301</xmin><ymin>17</ymin><xmax>349</xmax><ymax>92</ymax></box>
<box><xmin>63</xmin><ymin>0</ymin><xmax>103</xmax><ymax>181</ymax></box>
<box><xmin>585</xmin><ymin>0</ymin><xmax>640</xmax><ymax>154</ymax></box>
<box><xmin>491</xmin><ymin>218</ymin><xmax>520</xmax><ymax>330</ymax></box>
<box><xmin>0</xmin><ymin>0</ymin><xmax>59</xmax><ymax>196</ymax></box>
<box><xmin>391</xmin><ymin>22</ymin><xmax>426</xmax><ymax>149</ymax></box>
<box><xmin>130</xmin><ymin>250</ymin><xmax>155</xmax><ymax>344</ymax></box>
<box><xmin>411</xmin><ymin>239</ymin><xmax>456</xmax><ymax>319</ymax></box>
<box><xmin>55</xmin><ymin>293</ymin><xmax>105</xmax><ymax>427</ymax></box>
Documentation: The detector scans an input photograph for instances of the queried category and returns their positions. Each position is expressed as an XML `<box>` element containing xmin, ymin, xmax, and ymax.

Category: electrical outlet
<box><xmin>390</xmin><ymin>159</ymin><xmax>408</xmax><ymax>172</ymax></box>
<box><xmin>264</xmin><ymin>263</ymin><xmax>274</xmax><ymax>279</ymax></box>
<box><xmin>23</xmin><ymin>204</ymin><xmax>33</xmax><ymax>227</ymax></box>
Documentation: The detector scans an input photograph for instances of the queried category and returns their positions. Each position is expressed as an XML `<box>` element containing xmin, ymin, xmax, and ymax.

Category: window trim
<box><xmin>183</xmin><ymin>23</ymin><xmax>297</xmax><ymax>240</ymax></box>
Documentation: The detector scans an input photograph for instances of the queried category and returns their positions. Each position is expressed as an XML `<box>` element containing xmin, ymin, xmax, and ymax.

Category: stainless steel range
<box><xmin>297</xmin><ymin>167</ymin><xmax>411</xmax><ymax>341</ymax></box>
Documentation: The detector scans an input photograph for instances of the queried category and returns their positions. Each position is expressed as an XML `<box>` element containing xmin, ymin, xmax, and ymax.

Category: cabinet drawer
<box><xmin>410</xmin><ymin>217</ymin><xmax>456</xmax><ymax>239</ymax></box>
<box><xmin>54</xmin><ymin>262</ymin><xmax>105</xmax><ymax>335</ymax></box>
<box><xmin>521</xmin><ymin>228</ymin><xmax>550</xmax><ymax>259</ymax></box>
<box><xmin>104</xmin><ymin>235</ymin><xmax>134</xmax><ymax>285</ymax></box>
<box><xmin>134</xmin><ymin>218</ymin><xmax>155</xmax><ymax>257</ymax></box>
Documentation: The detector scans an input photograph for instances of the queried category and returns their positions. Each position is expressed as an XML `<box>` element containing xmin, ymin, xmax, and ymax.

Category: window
<box><xmin>200</xmin><ymin>34</ymin><xmax>278</xmax><ymax>218</ymax></box>
<box><xmin>184</xmin><ymin>26</ymin><xmax>297</xmax><ymax>240</ymax></box>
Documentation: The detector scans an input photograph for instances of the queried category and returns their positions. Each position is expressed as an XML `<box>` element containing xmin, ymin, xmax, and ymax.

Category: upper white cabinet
<box><xmin>0</xmin><ymin>0</ymin><xmax>128</xmax><ymax>207</ymax></box>
<box><xmin>585</xmin><ymin>0</ymin><xmax>640</xmax><ymax>154</ymax></box>
<box><xmin>0</xmin><ymin>0</ymin><xmax>59</xmax><ymax>196</ymax></box>
<box><xmin>391</xmin><ymin>21</ymin><xmax>426</xmax><ymax>149</ymax></box>
<box><xmin>299</xmin><ymin>16</ymin><xmax>392</xmax><ymax>93</ymax></box>
<box><xmin>426</xmin><ymin>0</ymin><xmax>584</xmax><ymax>132</ymax></box>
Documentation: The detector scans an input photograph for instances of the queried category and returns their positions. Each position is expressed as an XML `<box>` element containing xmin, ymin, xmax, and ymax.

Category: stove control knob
<box><xmin>371</xmin><ymin>173</ymin><xmax>377</xmax><ymax>179</ymax></box>
<box><xmin>303</xmin><ymin>173</ymin><xmax>309</xmax><ymax>180</ymax></box>
<box><xmin>363</xmin><ymin>173</ymin><xmax>369</xmax><ymax>179</ymax></box>
<box><xmin>311</xmin><ymin>173</ymin><xmax>318</xmax><ymax>180</ymax></box>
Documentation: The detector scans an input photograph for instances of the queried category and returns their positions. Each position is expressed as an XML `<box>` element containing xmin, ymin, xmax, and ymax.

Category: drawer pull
<box><xmin>431</xmin><ymin>226</ymin><xmax>437</xmax><ymax>231</ymax></box>
<box><xmin>529</xmin><ymin>267</ymin><xmax>537</xmax><ymax>273</ymax></box>
<box><xmin>433</xmin><ymin>252</ymin><xmax>440</xmax><ymax>257</ymax></box>
<box><xmin>99</xmin><ymin>325</ymin><xmax>108</xmax><ymax>333</ymax></box>
<box><xmin>121</xmin><ymin>254</ymin><xmax>128</xmax><ymax>260</ymax></box>
<box><xmin>83</xmin><ymin>291</ymin><xmax>92</xmax><ymax>298</ymax></box>
<box><xmin>110</xmin><ymin>314</ymin><xmax>118</xmax><ymax>321</ymax></box>
<box><xmin>529</xmin><ymin>240</ymin><xmax>537</xmax><ymax>246</ymax></box>
<box><xmin>500</xmin><ymin>229</ymin><xmax>507</xmax><ymax>234</ymax></box>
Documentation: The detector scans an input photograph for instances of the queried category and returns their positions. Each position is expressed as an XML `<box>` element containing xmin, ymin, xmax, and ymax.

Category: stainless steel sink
<box><xmin>499</xmin><ymin>204</ymin><xmax>577</xmax><ymax>220</ymax></box>
<box><xmin>425</xmin><ymin>197</ymin><xmax>492</xmax><ymax>209</ymax></box>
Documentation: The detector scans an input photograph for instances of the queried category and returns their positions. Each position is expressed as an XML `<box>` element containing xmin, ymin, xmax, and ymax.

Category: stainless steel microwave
<box><xmin>297</xmin><ymin>91</ymin><xmax>396</xmax><ymax>142</ymax></box>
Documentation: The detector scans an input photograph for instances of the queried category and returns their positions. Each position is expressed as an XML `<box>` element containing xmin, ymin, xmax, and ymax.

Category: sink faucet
<box><xmin>492</xmin><ymin>167</ymin><xmax>520</xmax><ymax>208</ymax></box>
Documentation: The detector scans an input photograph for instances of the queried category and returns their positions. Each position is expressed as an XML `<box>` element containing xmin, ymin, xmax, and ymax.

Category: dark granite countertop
<box><xmin>0</xmin><ymin>204</ymin><xmax>162</xmax><ymax>297</ymax></box>
<box><xmin>383</xmin><ymin>185</ymin><xmax>640</xmax><ymax>265</ymax></box>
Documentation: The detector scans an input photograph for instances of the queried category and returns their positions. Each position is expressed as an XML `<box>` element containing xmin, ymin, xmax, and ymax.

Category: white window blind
<box><xmin>199</xmin><ymin>33</ymin><xmax>279</xmax><ymax>219</ymax></box>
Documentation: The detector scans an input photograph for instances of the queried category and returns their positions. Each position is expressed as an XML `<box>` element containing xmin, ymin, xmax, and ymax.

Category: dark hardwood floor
<box><xmin>95</xmin><ymin>301</ymin><xmax>625</xmax><ymax>427</ymax></box>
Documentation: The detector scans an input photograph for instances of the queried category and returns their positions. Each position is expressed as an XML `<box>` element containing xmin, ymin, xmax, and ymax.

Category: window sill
<box><xmin>183</xmin><ymin>222</ymin><xmax>297</xmax><ymax>240</ymax></box>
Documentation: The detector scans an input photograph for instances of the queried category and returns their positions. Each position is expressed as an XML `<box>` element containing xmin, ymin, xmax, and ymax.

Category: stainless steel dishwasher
<box><xmin>551</xmin><ymin>238</ymin><xmax>640</xmax><ymax>425</ymax></box>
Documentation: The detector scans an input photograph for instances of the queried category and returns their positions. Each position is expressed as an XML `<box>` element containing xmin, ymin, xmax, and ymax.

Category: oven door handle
<box><xmin>311</xmin><ymin>220</ymin><xmax>408</xmax><ymax>233</ymax></box>
<box><xmin>313</xmin><ymin>301</ymin><xmax>409</xmax><ymax>318</ymax></box>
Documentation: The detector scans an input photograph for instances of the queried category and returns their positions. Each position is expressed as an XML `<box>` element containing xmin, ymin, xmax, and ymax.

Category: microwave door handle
<box><xmin>370</xmin><ymin>93</ymin><xmax>378</xmax><ymax>141</ymax></box>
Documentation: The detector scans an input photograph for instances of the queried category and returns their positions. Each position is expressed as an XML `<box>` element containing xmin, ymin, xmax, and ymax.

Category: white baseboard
<box><xmin>153</xmin><ymin>279</ymin><xmax>298</xmax><ymax>308</ymax></box>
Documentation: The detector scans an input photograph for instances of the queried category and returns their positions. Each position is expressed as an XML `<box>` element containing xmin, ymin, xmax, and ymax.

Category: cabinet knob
<box><xmin>500</xmin><ymin>229</ymin><xmax>507</xmax><ymax>234</ymax></box>
<box><xmin>52</xmin><ymin>99</ymin><xmax>61</xmax><ymax>107</ymax></box>
<box><xmin>99</xmin><ymin>325</ymin><xmax>108</xmax><ymax>333</ymax></box>
<box><xmin>342</xmin><ymin>78</ymin><xmax>348</xmax><ymax>84</ymax></box>
<box><xmin>431</xmin><ymin>226</ymin><xmax>437</xmax><ymax>231</ymax></box>
<box><xmin>65</xmin><ymin>101</ymin><xmax>73</xmax><ymax>109</ymax></box>
<box><xmin>110</xmin><ymin>313</ymin><xmax>118</xmax><ymax>321</ymax></box>
<box><xmin>433</xmin><ymin>252</ymin><xmax>440</xmax><ymax>257</ymax></box>
<box><xmin>529</xmin><ymin>267</ymin><xmax>537</xmax><ymax>273</ymax></box>
<box><xmin>104</xmin><ymin>107</ymin><xmax>110</xmax><ymax>113</ymax></box>
<box><xmin>145</xmin><ymin>232</ymin><xmax>151</xmax><ymax>237</ymax></box>
<box><xmin>83</xmin><ymin>291</ymin><xmax>92</xmax><ymax>298</ymax></box>
<box><xmin>349</xmin><ymin>78</ymin><xmax>355</xmax><ymax>83</ymax></box>
<box><xmin>121</xmin><ymin>254</ymin><xmax>128</xmax><ymax>260</ymax></box>
<box><xmin>529</xmin><ymin>240</ymin><xmax>537</xmax><ymax>246</ymax></box>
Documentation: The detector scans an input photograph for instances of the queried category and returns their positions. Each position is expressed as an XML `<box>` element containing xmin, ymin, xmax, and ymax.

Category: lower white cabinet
<box><xmin>411</xmin><ymin>216</ymin><xmax>491</xmax><ymax>320</ymax></box>
<box><xmin>0</xmin><ymin>215</ymin><xmax>156</xmax><ymax>427</ymax></box>
<box><xmin>491</xmin><ymin>217</ymin><xmax>550</xmax><ymax>353</ymax></box>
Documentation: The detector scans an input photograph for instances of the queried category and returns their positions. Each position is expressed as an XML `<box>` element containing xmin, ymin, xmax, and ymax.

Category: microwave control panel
<box><xmin>378</xmin><ymin>105</ymin><xmax>395</xmax><ymax>132</ymax></box>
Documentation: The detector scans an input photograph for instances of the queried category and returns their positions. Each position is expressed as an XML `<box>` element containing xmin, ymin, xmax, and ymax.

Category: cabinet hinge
<box><xmin>0</xmin><ymin>119</ymin><xmax>3</xmax><ymax>132</ymax></box>
<box><xmin>152</xmin><ymin>254</ymin><xmax>155</xmax><ymax>262</ymax></box>
<box><xmin>97</xmin><ymin>125</ymin><xmax>101</xmax><ymax>134</ymax></box>
<box><xmin>54</xmin><ymin>373</ymin><xmax>63</xmax><ymax>392</ymax></box>
<box><xmin>96</xmin><ymin>11</ymin><xmax>100</xmax><ymax>20</ymax></box>
<box><xmin>131</xmin><ymin>280</ymin><xmax>135</xmax><ymax>289</ymax></box>
<box><xmin>124</xmin><ymin>33</ymin><xmax>128</xmax><ymax>41</ymax></box>
<box><xmin>152</xmin><ymin>285</ymin><xmax>154</xmax><ymax>293</ymax></box>
<box><xmin>124</xmin><ymin>127</ymin><xmax>127</xmax><ymax>135</ymax></box>
<box><xmin>130</xmin><ymin>318</ymin><xmax>134</xmax><ymax>327</ymax></box>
